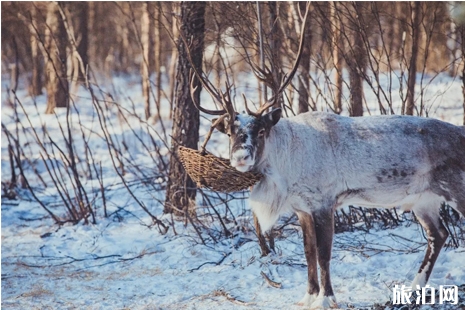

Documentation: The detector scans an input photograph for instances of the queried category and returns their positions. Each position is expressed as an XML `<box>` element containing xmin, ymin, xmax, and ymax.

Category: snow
<box><xmin>2</xmin><ymin>71</ymin><xmax>465</xmax><ymax>309</ymax></box>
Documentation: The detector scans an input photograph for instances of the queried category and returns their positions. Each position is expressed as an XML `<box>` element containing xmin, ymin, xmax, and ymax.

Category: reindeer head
<box><xmin>214</xmin><ymin>103</ymin><xmax>282</xmax><ymax>172</ymax></box>
<box><xmin>190</xmin><ymin>70</ymin><xmax>290</xmax><ymax>172</ymax></box>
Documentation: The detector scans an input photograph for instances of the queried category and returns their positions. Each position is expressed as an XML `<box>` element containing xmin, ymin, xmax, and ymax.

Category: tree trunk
<box><xmin>460</xmin><ymin>25</ymin><xmax>465</xmax><ymax>125</ymax></box>
<box><xmin>298</xmin><ymin>2</ymin><xmax>312</xmax><ymax>114</ymax></box>
<box><xmin>268</xmin><ymin>2</ymin><xmax>282</xmax><ymax>109</ymax></box>
<box><xmin>330</xmin><ymin>2</ymin><xmax>342</xmax><ymax>114</ymax></box>
<box><xmin>75</xmin><ymin>2</ymin><xmax>89</xmax><ymax>82</ymax></box>
<box><xmin>165</xmin><ymin>1</ymin><xmax>206</xmax><ymax>215</ymax></box>
<box><xmin>257</xmin><ymin>2</ymin><xmax>266</xmax><ymax>104</ymax></box>
<box><xmin>168</xmin><ymin>2</ymin><xmax>180</xmax><ymax>118</ymax></box>
<box><xmin>154</xmin><ymin>2</ymin><xmax>162</xmax><ymax>118</ymax></box>
<box><xmin>406</xmin><ymin>1</ymin><xmax>421</xmax><ymax>116</ymax></box>
<box><xmin>141</xmin><ymin>2</ymin><xmax>152</xmax><ymax>120</ymax></box>
<box><xmin>28</xmin><ymin>5</ymin><xmax>42</xmax><ymax>96</ymax></box>
<box><xmin>87</xmin><ymin>2</ymin><xmax>96</xmax><ymax>69</ymax></box>
<box><xmin>347</xmin><ymin>3</ymin><xmax>366</xmax><ymax>117</ymax></box>
<box><xmin>45</xmin><ymin>1</ymin><xmax>68</xmax><ymax>114</ymax></box>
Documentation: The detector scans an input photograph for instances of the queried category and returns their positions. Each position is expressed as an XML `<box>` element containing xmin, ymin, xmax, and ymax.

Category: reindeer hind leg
<box><xmin>411</xmin><ymin>197</ymin><xmax>449</xmax><ymax>289</ymax></box>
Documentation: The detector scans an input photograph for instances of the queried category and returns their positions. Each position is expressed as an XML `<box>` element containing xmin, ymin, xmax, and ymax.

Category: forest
<box><xmin>1</xmin><ymin>2</ymin><xmax>465</xmax><ymax>309</ymax></box>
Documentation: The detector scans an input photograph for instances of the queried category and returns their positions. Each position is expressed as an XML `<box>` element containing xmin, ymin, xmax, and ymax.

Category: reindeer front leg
<box><xmin>296</xmin><ymin>212</ymin><xmax>319</xmax><ymax>307</ymax></box>
<box><xmin>311</xmin><ymin>207</ymin><xmax>338</xmax><ymax>309</ymax></box>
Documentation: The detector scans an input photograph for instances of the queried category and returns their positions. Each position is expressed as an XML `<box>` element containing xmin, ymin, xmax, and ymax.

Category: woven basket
<box><xmin>178</xmin><ymin>146</ymin><xmax>262</xmax><ymax>192</ymax></box>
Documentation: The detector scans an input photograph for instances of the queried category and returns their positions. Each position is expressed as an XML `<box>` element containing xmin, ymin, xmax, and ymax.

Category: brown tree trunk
<box><xmin>257</xmin><ymin>2</ymin><xmax>266</xmax><ymax>104</ymax></box>
<box><xmin>330</xmin><ymin>2</ymin><xmax>342</xmax><ymax>114</ymax></box>
<box><xmin>347</xmin><ymin>3</ymin><xmax>366</xmax><ymax>117</ymax></box>
<box><xmin>460</xmin><ymin>25</ymin><xmax>465</xmax><ymax>125</ymax></box>
<box><xmin>268</xmin><ymin>2</ymin><xmax>282</xmax><ymax>109</ymax></box>
<box><xmin>168</xmin><ymin>2</ymin><xmax>180</xmax><ymax>118</ymax></box>
<box><xmin>298</xmin><ymin>2</ymin><xmax>312</xmax><ymax>114</ymax></box>
<box><xmin>116</xmin><ymin>3</ymin><xmax>130</xmax><ymax>73</ymax></box>
<box><xmin>45</xmin><ymin>1</ymin><xmax>68</xmax><ymax>114</ymax></box>
<box><xmin>165</xmin><ymin>1</ymin><xmax>206</xmax><ymax>215</ymax></box>
<box><xmin>75</xmin><ymin>2</ymin><xmax>89</xmax><ymax>82</ymax></box>
<box><xmin>87</xmin><ymin>2</ymin><xmax>96</xmax><ymax>69</ymax></box>
<box><xmin>406</xmin><ymin>2</ymin><xmax>421</xmax><ymax>116</ymax></box>
<box><xmin>154</xmin><ymin>2</ymin><xmax>162</xmax><ymax>118</ymax></box>
<box><xmin>141</xmin><ymin>2</ymin><xmax>152</xmax><ymax>120</ymax></box>
<box><xmin>28</xmin><ymin>5</ymin><xmax>42</xmax><ymax>96</ymax></box>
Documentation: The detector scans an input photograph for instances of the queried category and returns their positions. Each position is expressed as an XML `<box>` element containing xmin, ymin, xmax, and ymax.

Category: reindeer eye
<box><xmin>258</xmin><ymin>129</ymin><xmax>265</xmax><ymax>137</ymax></box>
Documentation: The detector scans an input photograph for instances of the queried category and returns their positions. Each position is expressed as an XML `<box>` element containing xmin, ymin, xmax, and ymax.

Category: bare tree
<box><xmin>346</xmin><ymin>2</ymin><xmax>366</xmax><ymax>117</ymax></box>
<box><xmin>74</xmin><ymin>2</ymin><xmax>89</xmax><ymax>82</ymax></box>
<box><xmin>330</xmin><ymin>2</ymin><xmax>342</xmax><ymax>114</ymax></box>
<box><xmin>460</xmin><ymin>24</ymin><xmax>465</xmax><ymax>125</ymax></box>
<box><xmin>406</xmin><ymin>1</ymin><xmax>422</xmax><ymax>116</ymax></box>
<box><xmin>44</xmin><ymin>1</ymin><xmax>68</xmax><ymax>114</ymax></box>
<box><xmin>153</xmin><ymin>2</ymin><xmax>162</xmax><ymax>118</ymax></box>
<box><xmin>140</xmin><ymin>2</ymin><xmax>152</xmax><ymax>120</ymax></box>
<box><xmin>27</xmin><ymin>5</ymin><xmax>42</xmax><ymax>96</ymax></box>
<box><xmin>268</xmin><ymin>2</ymin><xmax>282</xmax><ymax>109</ymax></box>
<box><xmin>164</xmin><ymin>1</ymin><xmax>206</xmax><ymax>215</ymax></box>
<box><xmin>167</xmin><ymin>2</ymin><xmax>180</xmax><ymax>118</ymax></box>
<box><xmin>297</xmin><ymin>2</ymin><xmax>313</xmax><ymax>114</ymax></box>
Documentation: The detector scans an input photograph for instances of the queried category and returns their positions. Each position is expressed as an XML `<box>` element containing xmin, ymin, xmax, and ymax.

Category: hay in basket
<box><xmin>178</xmin><ymin>146</ymin><xmax>262</xmax><ymax>192</ymax></box>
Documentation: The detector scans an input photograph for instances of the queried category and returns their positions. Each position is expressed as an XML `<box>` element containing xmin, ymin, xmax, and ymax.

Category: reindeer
<box><xmin>184</xmin><ymin>11</ymin><xmax>465</xmax><ymax>310</ymax></box>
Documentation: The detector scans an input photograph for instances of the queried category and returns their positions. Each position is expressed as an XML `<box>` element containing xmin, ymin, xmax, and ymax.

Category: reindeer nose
<box><xmin>233</xmin><ymin>155</ymin><xmax>249</xmax><ymax>164</ymax></box>
<box><xmin>231</xmin><ymin>149</ymin><xmax>253</xmax><ymax>171</ymax></box>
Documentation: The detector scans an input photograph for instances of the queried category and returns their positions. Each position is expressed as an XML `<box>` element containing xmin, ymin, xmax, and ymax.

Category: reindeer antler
<box><xmin>180</xmin><ymin>33</ymin><xmax>235</xmax><ymax>119</ymax></box>
<box><xmin>246</xmin><ymin>2</ymin><xmax>311</xmax><ymax>117</ymax></box>
<box><xmin>189</xmin><ymin>72</ymin><xmax>226</xmax><ymax>116</ymax></box>
<box><xmin>183</xmin><ymin>2</ymin><xmax>310</xmax><ymax>120</ymax></box>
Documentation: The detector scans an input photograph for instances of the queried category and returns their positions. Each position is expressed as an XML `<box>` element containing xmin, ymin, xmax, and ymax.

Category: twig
<box><xmin>260</xmin><ymin>271</ymin><xmax>282</xmax><ymax>288</ymax></box>
<box><xmin>213</xmin><ymin>289</ymin><xmax>249</xmax><ymax>306</ymax></box>
<box><xmin>188</xmin><ymin>252</ymin><xmax>231</xmax><ymax>272</ymax></box>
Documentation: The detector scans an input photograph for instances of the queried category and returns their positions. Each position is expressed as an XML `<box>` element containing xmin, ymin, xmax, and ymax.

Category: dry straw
<box><xmin>178</xmin><ymin>146</ymin><xmax>262</xmax><ymax>192</ymax></box>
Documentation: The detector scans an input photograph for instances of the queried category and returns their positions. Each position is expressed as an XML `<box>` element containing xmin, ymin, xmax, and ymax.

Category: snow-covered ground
<box><xmin>2</xmin><ymin>71</ymin><xmax>465</xmax><ymax>309</ymax></box>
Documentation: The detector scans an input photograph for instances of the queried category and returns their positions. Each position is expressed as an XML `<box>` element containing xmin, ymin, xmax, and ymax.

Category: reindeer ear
<box><xmin>212</xmin><ymin>118</ymin><xmax>227</xmax><ymax>134</ymax></box>
<box><xmin>263</xmin><ymin>108</ymin><xmax>282</xmax><ymax>127</ymax></box>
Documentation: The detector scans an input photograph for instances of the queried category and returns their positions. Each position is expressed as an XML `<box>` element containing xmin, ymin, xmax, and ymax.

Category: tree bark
<box><xmin>141</xmin><ymin>2</ymin><xmax>152</xmax><ymax>120</ymax></box>
<box><xmin>330</xmin><ymin>2</ymin><xmax>342</xmax><ymax>114</ymax></box>
<box><xmin>45</xmin><ymin>1</ymin><xmax>68</xmax><ymax>114</ymax></box>
<box><xmin>87</xmin><ymin>2</ymin><xmax>96</xmax><ymax>69</ymax></box>
<box><xmin>168</xmin><ymin>2</ymin><xmax>180</xmax><ymax>118</ymax></box>
<box><xmin>347</xmin><ymin>2</ymin><xmax>366</xmax><ymax>117</ymax></box>
<box><xmin>268</xmin><ymin>2</ymin><xmax>282</xmax><ymax>109</ymax></box>
<box><xmin>406</xmin><ymin>1</ymin><xmax>421</xmax><ymax>116</ymax></box>
<box><xmin>460</xmin><ymin>25</ymin><xmax>465</xmax><ymax>125</ymax></box>
<box><xmin>154</xmin><ymin>2</ymin><xmax>162</xmax><ymax>118</ymax></box>
<box><xmin>298</xmin><ymin>2</ymin><xmax>312</xmax><ymax>114</ymax></box>
<box><xmin>75</xmin><ymin>2</ymin><xmax>89</xmax><ymax>82</ymax></box>
<box><xmin>165</xmin><ymin>1</ymin><xmax>206</xmax><ymax>215</ymax></box>
<box><xmin>28</xmin><ymin>5</ymin><xmax>42</xmax><ymax>96</ymax></box>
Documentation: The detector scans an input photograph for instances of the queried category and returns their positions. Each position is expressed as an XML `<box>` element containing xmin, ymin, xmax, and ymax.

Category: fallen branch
<box><xmin>260</xmin><ymin>271</ymin><xmax>282</xmax><ymax>288</ymax></box>
<box><xmin>213</xmin><ymin>289</ymin><xmax>249</xmax><ymax>305</ymax></box>
<box><xmin>188</xmin><ymin>252</ymin><xmax>231</xmax><ymax>272</ymax></box>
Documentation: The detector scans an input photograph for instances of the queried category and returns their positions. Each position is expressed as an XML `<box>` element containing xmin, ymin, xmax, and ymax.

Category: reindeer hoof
<box><xmin>297</xmin><ymin>292</ymin><xmax>318</xmax><ymax>307</ymax></box>
<box><xmin>309</xmin><ymin>295</ymin><xmax>338</xmax><ymax>309</ymax></box>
